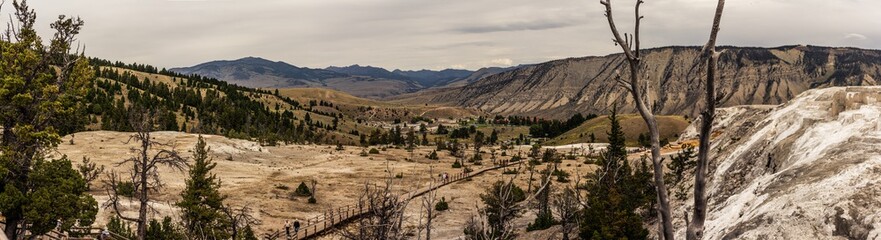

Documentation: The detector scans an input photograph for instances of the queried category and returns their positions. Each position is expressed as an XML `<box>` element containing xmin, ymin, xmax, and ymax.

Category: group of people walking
<box><xmin>284</xmin><ymin>220</ymin><xmax>301</xmax><ymax>239</ymax></box>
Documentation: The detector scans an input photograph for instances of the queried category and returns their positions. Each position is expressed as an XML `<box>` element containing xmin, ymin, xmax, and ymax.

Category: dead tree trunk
<box><xmin>598</xmin><ymin>0</ymin><xmax>674</xmax><ymax>239</ymax></box>
<box><xmin>688</xmin><ymin>1</ymin><xmax>726</xmax><ymax>239</ymax></box>
<box><xmin>103</xmin><ymin>110</ymin><xmax>187</xmax><ymax>240</ymax></box>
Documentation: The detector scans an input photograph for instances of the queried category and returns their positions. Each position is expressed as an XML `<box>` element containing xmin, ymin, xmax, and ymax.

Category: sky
<box><xmin>9</xmin><ymin>0</ymin><xmax>881</xmax><ymax>70</ymax></box>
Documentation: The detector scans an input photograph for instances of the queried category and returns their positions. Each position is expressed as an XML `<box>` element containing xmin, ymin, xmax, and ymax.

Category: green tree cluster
<box><xmin>579</xmin><ymin>108</ymin><xmax>656</xmax><ymax>240</ymax></box>
<box><xmin>1</xmin><ymin>1</ymin><xmax>98</xmax><ymax>238</ymax></box>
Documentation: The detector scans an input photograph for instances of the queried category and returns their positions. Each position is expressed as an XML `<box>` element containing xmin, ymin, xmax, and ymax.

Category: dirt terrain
<box><xmin>56</xmin><ymin>131</ymin><xmax>596</xmax><ymax>239</ymax></box>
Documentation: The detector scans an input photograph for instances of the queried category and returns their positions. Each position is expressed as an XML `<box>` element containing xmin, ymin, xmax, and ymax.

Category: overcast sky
<box><xmin>11</xmin><ymin>0</ymin><xmax>881</xmax><ymax>70</ymax></box>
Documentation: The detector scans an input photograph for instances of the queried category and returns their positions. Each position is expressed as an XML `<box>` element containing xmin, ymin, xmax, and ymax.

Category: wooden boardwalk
<box><xmin>290</xmin><ymin>159</ymin><xmax>521</xmax><ymax>240</ymax></box>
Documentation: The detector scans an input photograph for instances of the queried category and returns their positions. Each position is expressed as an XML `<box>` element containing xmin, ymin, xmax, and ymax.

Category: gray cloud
<box><xmin>5</xmin><ymin>0</ymin><xmax>879</xmax><ymax>71</ymax></box>
<box><xmin>454</xmin><ymin>18</ymin><xmax>582</xmax><ymax>34</ymax></box>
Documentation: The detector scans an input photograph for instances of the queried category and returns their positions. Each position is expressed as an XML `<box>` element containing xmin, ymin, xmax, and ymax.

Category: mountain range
<box><xmin>393</xmin><ymin>45</ymin><xmax>881</xmax><ymax>118</ymax></box>
<box><xmin>170</xmin><ymin>57</ymin><xmax>515</xmax><ymax>98</ymax></box>
<box><xmin>173</xmin><ymin>45</ymin><xmax>881</xmax><ymax>119</ymax></box>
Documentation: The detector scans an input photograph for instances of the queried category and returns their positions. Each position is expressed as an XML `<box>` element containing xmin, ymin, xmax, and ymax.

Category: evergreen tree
<box><xmin>177</xmin><ymin>135</ymin><xmax>230</xmax><ymax>239</ymax></box>
<box><xmin>239</xmin><ymin>225</ymin><xmax>257</xmax><ymax>240</ymax></box>
<box><xmin>489</xmin><ymin>129</ymin><xmax>499</xmax><ymax>145</ymax></box>
<box><xmin>0</xmin><ymin>2</ymin><xmax>97</xmax><ymax>238</ymax></box>
<box><xmin>579</xmin><ymin>107</ymin><xmax>655</xmax><ymax>239</ymax></box>
<box><xmin>527</xmin><ymin>167</ymin><xmax>554</xmax><ymax>231</ymax></box>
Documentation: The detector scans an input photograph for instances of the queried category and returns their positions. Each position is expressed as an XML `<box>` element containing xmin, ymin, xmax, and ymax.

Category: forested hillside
<box><xmin>80</xmin><ymin>59</ymin><xmax>375</xmax><ymax>145</ymax></box>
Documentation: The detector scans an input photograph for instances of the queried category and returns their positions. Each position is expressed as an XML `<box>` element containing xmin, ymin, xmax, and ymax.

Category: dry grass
<box><xmin>547</xmin><ymin>114</ymin><xmax>690</xmax><ymax>146</ymax></box>
<box><xmin>57</xmin><ymin>131</ymin><xmax>597</xmax><ymax>239</ymax></box>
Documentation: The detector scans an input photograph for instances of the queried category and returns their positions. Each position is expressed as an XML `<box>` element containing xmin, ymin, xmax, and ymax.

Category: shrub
<box><xmin>395</xmin><ymin>173</ymin><xmax>404</xmax><ymax>179</ymax></box>
<box><xmin>360</xmin><ymin>149</ymin><xmax>369</xmax><ymax>157</ymax></box>
<box><xmin>117</xmin><ymin>181</ymin><xmax>135</xmax><ymax>197</ymax></box>
<box><xmin>529</xmin><ymin>159</ymin><xmax>542</xmax><ymax>166</ymax></box>
<box><xmin>553</xmin><ymin>169</ymin><xmax>571</xmax><ymax>183</ymax></box>
<box><xmin>369</xmin><ymin>148</ymin><xmax>380</xmax><ymax>154</ymax></box>
<box><xmin>527</xmin><ymin>216</ymin><xmax>557</xmax><ymax>231</ymax></box>
<box><xmin>435</xmin><ymin>197</ymin><xmax>450</xmax><ymax>211</ymax></box>
<box><xmin>452</xmin><ymin>160</ymin><xmax>462</xmax><ymax>168</ymax></box>
<box><xmin>295</xmin><ymin>182</ymin><xmax>312</xmax><ymax>196</ymax></box>
<box><xmin>274</xmin><ymin>184</ymin><xmax>290</xmax><ymax>190</ymax></box>
<box><xmin>308</xmin><ymin>196</ymin><xmax>317</xmax><ymax>204</ymax></box>
<box><xmin>427</xmin><ymin>150</ymin><xmax>439</xmax><ymax>160</ymax></box>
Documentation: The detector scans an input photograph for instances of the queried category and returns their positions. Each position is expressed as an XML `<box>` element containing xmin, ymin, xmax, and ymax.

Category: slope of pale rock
<box><xmin>673</xmin><ymin>86</ymin><xmax>881</xmax><ymax>239</ymax></box>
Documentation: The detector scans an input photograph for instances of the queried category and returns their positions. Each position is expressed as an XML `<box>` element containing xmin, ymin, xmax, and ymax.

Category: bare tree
<box><xmin>552</xmin><ymin>186</ymin><xmax>580</xmax><ymax>240</ymax></box>
<box><xmin>416</xmin><ymin>166</ymin><xmax>438</xmax><ymax>240</ymax></box>
<box><xmin>103</xmin><ymin>110</ymin><xmax>188</xmax><ymax>240</ymax></box>
<box><xmin>598</xmin><ymin>0</ymin><xmax>674</xmax><ymax>238</ymax></box>
<box><xmin>463</xmin><ymin>176</ymin><xmax>525</xmax><ymax>240</ymax></box>
<box><xmin>339</xmin><ymin>163</ymin><xmax>412</xmax><ymax>240</ymax></box>
<box><xmin>222</xmin><ymin>204</ymin><xmax>261</xmax><ymax>239</ymax></box>
<box><xmin>688</xmin><ymin>1</ymin><xmax>727</xmax><ymax>239</ymax></box>
<box><xmin>78</xmin><ymin>156</ymin><xmax>105</xmax><ymax>191</ymax></box>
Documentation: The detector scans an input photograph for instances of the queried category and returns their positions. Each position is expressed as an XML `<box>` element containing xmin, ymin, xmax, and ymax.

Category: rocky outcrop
<box><xmin>673</xmin><ymin>86</ymin><xmax>881</xmax><ymax>239</ymax></box>
<box><xmin>400</xmin><ymin>46</ymin><xmax>881</xmax><ymax>119</ymax></box>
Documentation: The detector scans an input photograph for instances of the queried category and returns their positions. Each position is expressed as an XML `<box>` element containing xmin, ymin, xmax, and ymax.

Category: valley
<box><xmin>3</xmin><ymin>0</ymin><xmax>881</xmax><ymax>239</ymax></box>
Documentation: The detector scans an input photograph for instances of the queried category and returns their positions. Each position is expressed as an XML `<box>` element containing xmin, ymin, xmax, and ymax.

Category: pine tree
<box><xmin>1</xmin><ymin>2</ymin><xmax>97</xmax><ymax>238</ymax></box>
<box><xmin>579</xmin><ymin>107</ymin><xmax>655</xmax><ymax>239</ymax></box>
<box><xmin>177</xmin><ymin>135</ymin><xmax>230</xmax><ymax>239</ymax></box>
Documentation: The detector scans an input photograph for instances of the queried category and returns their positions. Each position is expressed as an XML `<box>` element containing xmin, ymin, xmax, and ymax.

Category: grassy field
<box><xmin>275</xmin><ymin>87</ymin><xmax>481</xmax><ymax>122</ymax></box>
<box><xmin>546</xmin><ymin>114</ymin><xmax>690</xmax><ymax>146</ymax></box>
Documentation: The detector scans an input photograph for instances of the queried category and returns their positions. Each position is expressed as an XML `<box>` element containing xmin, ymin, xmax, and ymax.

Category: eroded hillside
<box><xmin>399</xmin><ymin>46</ymin><xmax>881</xmax><ymax>119</ymax></box>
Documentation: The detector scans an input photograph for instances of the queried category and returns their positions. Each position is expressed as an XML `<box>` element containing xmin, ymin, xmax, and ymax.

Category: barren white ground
<box><xmin>673</xmin><ymin>87</ymin><xmax>881</xmax><ymax>239</ymax></box>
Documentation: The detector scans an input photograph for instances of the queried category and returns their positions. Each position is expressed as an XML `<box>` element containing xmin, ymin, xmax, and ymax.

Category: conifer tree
<box><xmin>1</xmin><ymin>1</ymin><xmax>98</xmax><ymax>238</ymax></box>
<box><xmin>579</xmin><ymin>107</ymin><xmax>655</xmax><ymax>239</ymax></box>
<box><xmin>178</xmin><ymin>135</ymin><xmax>230</xmax><ymax>239</ymax></box>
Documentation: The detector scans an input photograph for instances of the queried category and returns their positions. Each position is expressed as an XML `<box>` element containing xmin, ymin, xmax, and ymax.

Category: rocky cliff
<box><xmin>398</xmin><ymin>46</ymin><xmax>881</xmax><ymax>118</ymax></box>
<box><xmin>673</xmin><ymin>86</ymin><xmax>881</xmax><ymax>239</ymax></box>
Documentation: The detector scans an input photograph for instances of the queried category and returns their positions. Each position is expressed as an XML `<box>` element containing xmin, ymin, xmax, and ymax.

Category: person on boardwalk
<box><xmin>285</xmin><ymin>220</ymin><xmax>292</xmax><ymax>239</ymax></box>
<box><xmin>293</xmin><ymin>220</ymin><xmax>301</xmax><ymax>236</ymax></box>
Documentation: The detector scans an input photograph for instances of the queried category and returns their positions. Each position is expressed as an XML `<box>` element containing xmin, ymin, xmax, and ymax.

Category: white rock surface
<box><xmin>672</xmin><ymin>87</ymin><xmax>881</xmax><ymax>239</ymax></box>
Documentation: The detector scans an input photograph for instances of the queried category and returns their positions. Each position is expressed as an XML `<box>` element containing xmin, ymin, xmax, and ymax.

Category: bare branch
<box><xmin>689</xmin><ymin>1</ymin><xmax>726</xmax><ymax>240</ymax></box>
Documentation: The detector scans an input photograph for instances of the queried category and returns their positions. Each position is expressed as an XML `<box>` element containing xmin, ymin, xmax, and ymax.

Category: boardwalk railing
<box><xmin>0</xmin><ymin>221</ymin><xmax>129</xmax><ymax>240</ymax></box>
<box><xmin>291</xmin><ymin>159</ymin><xmax>521</xmax><ymax>239</ymax></box>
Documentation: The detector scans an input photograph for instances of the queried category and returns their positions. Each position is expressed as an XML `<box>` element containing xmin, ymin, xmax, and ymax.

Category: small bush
<box><xmin>369</xmin><ymin>148</ymin><xmax>380</xmax><ymax>154</ymax></box>
<box><xmin>395</xmin><ymin>173</ymin><xmax>404</xmax><ymax>179</ymax></box>
<box><xmin>117</xmin><ymin>181</ymin><xmax>135</xmax><ymax>197</ymax></box>
<box><xmin>360</xmin><ymin>149</ymin><xmax>369</xmax><ymax>157</ymax></box>
<box><xmin>308</xmin><ymin>196</ymin><xmax>317</xmax><ymax>204</ymax></box>
<box><xmin>510</xmin><ymin>155</ymin><xmax>522</xmax><ymax>162</ymax></box>
<box><xmin>527</xmin><ymin>216</ymin><xmax>557</xmax><ymax>231</ymax></box>
<box><xmin>452</xmin><ymin>161</ymin><xmax>462</xmax><ymax>168</ymax></box>
<box><xmin>553</xmin><ymin>169</ymin><xmax>571</xmax><ymax>183</ymax></box>
<box><xmin>435</xmin><ymin>197</ymin><xmax>450</xmax><ymax>211</ymax></box>
<box><xmin>275</xmin><ymin>184</ymin><xmax>290</xmax><ymax>191</ymax></box>
<box><xmin>463</xmin><ymin>167</ymin><xmax>473</xmax><ymax>173</ymax></box>
<box><xmin>427</xmin><ymin>150</ymin><xmax>439</xmax><ymax>160</ymax></box>
<box><xmin>529</xmin><ymin>159</ymin><xmax>541</xmax><ymax>166</ymax></box>
<box><xmin>295</xmin><ymin>182</ymin><xmax>312</xmax><ymax>196</ymax></box>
